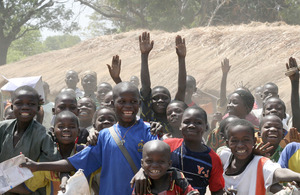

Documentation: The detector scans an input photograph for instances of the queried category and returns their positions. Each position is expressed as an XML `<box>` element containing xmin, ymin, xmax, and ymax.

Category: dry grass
<box><xmin>1</xmin><ymin>22</ymin><xmax>299</xmax><ymax>114</ymax></box>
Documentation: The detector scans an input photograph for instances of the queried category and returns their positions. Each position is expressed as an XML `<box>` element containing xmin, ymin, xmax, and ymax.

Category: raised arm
<box><xmin>107</xmin><ymin>55</ymin><xmax>122</xmax><ymax>84</ymax></box>
<box><xmin>286</xmin><ymin>57</ymin><xmax>300</xmax><ymax>132</ymax></box>
<box><xmin>174</xmin><ymin>35</ymin><xmax>186</xmax><ymax>101</ymax></box>
<box><xmin>21</xmin><ymin>158</ymin><xmax>75</xmax><ymax>173</ymax></box>
<box><xmin>219</xmin><ymin>58</ymin><xmax>230</xmax><ymax>108</ymax></box>
<box><xmin>140</xmin><ymin>32</ymin><xmax>154</xmax><ymax>96</ymax></box>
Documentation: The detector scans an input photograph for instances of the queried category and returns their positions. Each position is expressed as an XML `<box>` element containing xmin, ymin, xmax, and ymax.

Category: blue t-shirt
<box><xmin>278</xmin><ymin>142</ymin><xmax>300</xmax><ymax>173</ymax></box>
<box><xmin>68</xmin><ymin>118</ymin><xmax>157</xmax><ymax>195</ymax></box>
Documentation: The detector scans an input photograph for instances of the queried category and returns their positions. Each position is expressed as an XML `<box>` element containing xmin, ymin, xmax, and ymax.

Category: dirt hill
<box><xmin>1</xmin><ymin>22</ymin><xmax>299</xmax><ymax>114</ymax></box>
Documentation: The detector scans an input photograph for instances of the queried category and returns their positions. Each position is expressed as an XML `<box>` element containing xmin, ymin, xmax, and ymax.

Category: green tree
<box><xmin>7</xmin><ymin>29</ymin><xmax>45</xmax><ymax>63</ymax></box>
<box><xmin>0</xmin><ymin>0</ymin><xmax>78</xmax><ymax>65</ymax></box>
<box><xmin>44</xmin><ymin>35</ymin><xmax>81</xmax><ymax>50</ymax></box>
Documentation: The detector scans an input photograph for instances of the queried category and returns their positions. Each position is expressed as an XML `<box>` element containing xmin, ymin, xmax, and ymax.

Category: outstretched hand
<box><xmin>149</xmin><ymin>121</ymin><xmax>163</xmax><ymax>138</ymax></box>
<box><xmin>253</xmin><ymin>142</ymin><xmax>274</xmax><ymax>157</ymax></box>
<box><xmin>285</xmin><ymin>57</ymin><xmax>299</xmax><ymax>81</ymax></box>
<box><xmin>221</xmin><ymin>58</ymin><xmax>230</xmax><ymax>74</ymax></box>
<box><xmin>139</xmin><ymin>32</ymin><xmax>154</xmax><ymax>54</ymax></box>
<box><xmin>20</xmin><ymin>157</ymin><xmax>39</xmax><ymax>172</ymax></box>
<box><xmin>175</xmin><ymin>35</ymin><xmax>186</xmax><ymax>58</ymax></box>
<box><xmin>107</xmin><ymin>55</ymin><xmax>121</xmax><ymax>81</ymax></box>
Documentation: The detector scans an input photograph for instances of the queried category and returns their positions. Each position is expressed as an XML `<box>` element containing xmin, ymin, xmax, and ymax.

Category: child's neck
<box><xmin>268</xmin><ymin>143</ymin><xmax>279</xmax><ymax>157</ymax></box>
<box><xmin>226</xmin><ymin>154</ymin><xmax>254</xmax><ymax>176</ymax></box>
<box><xmin>58</xmin><ymin>142</ymin><xmax>75</xmax><ymax>159</ymax></box>
<box><xmin>170</xmin><ymin>127</ymin><xmax>182</xmax><ymax>138</ymax></box>
<box><xmin>119</xmin><ymin>118</ymin><xmax>137</xmax><ymax>128</ymax></box>
<box><xmin>184</xmin><ymin>140</ymin><xmax>206</xmax><ymax>152</ymax></box>
<box><xmin>150</xmin><ymin>174</ymin><xmax>170</xmax><ymax>194</ymax></box>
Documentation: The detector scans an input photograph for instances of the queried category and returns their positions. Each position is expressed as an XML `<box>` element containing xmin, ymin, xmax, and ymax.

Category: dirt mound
<box><xmin>1</xmin><ymin>22</ymin><xmax>299</xmax><ymax>113</ymax></box>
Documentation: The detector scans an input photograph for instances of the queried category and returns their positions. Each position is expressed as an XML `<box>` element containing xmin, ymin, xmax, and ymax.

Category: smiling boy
<box><xmin>21</xmin><ymin>82</ymin><xmax>158</xmax><ymax>195</ymax></box>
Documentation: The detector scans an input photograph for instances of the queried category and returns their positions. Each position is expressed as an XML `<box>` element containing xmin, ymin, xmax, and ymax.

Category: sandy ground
<box><xmin>1</xmin><ymin>22</ymin><xmax>299</xmax><ymax>114</ymax></box>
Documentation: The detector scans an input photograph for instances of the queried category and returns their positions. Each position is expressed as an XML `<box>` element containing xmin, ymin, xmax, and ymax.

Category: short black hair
<box><xmin>263</xmin><ymin>97</ymin><xmax>286</xmax><ymax>113</ymax></box>
<box><xmin>97</xmin><ymin>82</ymin><xmax>112</xmax><ymax>90</ymax></box>
<box><xmin>55</xmin><ymin>91</ymin><xmax>77</xmax><ymax>106</ymax></box>
<box><xmin>226</xmin><ymin>119</ymin><xmax>255</xmax><ymax>139</ymax></box>
<box><xmin>152</xmin><ymin>86</ymin><xmax>171</xmax><ymax>98</ymax></box>
<box><xmin>78</xmin><ymin>97</ymin><xmax>96</xmax><ymax>111</ymax></box>
<box><xmin>54</xmin><ymin>110</ymin><xmax>79</xmax><ymax>127</ymax></box>
<box><xmin>168</xmin><ymin>100</ymin><xmax>188</xmax><ymax>110</ymax></box>
<box><xmin>186</xmin><ymin>75</ymin><xmax>196</xmax><ymax>88</ymax></box>
<box><xmin>264</xmin><ymin>82</ymin><xmax>278</xmax><ymax>93</ymax></box>
<box><xmin>232</xmin><ymin>90</ymin><xmax>255</xmax><ymax>114</ymax></box>
<box><xmin>12</xmin><ymin>86</ymin><xmax>39</xmax><ymax>102</ymax></box>
<box><xmin>219</xmin><ymin>116</ymin><xmax>239</xmax><ymax>139</ymax></box>
<box><xmin>112</xmin><ymin>82</ymin><xmax>139</xmax><ymax>101</ymax></box>
<box><xmin>259</xmin><ymin>115</ymin><xmax>283</xmax><ymax>132</ymax></box>
<box><xmin>92</xmin><ymin>106</ymin><xmax>116</xmax><ymax>124</ymax></box>
<box><xmin>184</xmin><ymin>106</ymin><xmax>208</xmax><ymax>124</ymax></box>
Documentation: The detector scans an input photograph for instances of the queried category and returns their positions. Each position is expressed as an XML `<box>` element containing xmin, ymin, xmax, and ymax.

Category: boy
<box><xmin>92</xmin><ymin>106</ymin><xmax>117</xmax><ymax>131</ymax></box>
<box><xmin>64</xmin><ymin>70</ymin><xmax>84</xmax><ymax>98</ymax></box>
<box><xmin>96</xmin><ymin>82</ymin><xmax>112</xmax><ymax>105</ymax></box>
<box><xmin>132</xmin><ymin>107</ymin><xmax>224</xmax><ymax>195</ymax></box>
<box><xmin>0</xmin><ymin>86</ymin><xmax>59</xmax><ymax>162</ymax></box>
<box><xmin>139</xmin><ymin>32</ymin><xmax>186</xmax><ymax>134</ymax></box>
<box><xmin>78</xmin><ymin>97</ymin><xmax>96</xmax><ymax>132</ymax></box>
<box><xmin>21</xmin><ymin>82</ymin><xmax>158</xmax><ymax>195</ymax></box>
<box><xmin>135</xmin><ymin>140</ymin><xmax>199</xmax><ymax>195</ymax></box>
<box><xmin>223</xmin><ymin>119</ymin><xmax>300</xmax><ymax>194</ymax></box>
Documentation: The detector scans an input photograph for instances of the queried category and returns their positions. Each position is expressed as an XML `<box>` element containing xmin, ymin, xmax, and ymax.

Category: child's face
<box><xmin>263</xmin><ymin>99</ymin><xmax>285</xmax><ymax>120</ymax></box>
<box><xmin>12</xmin><ymin>90</ymin><xmax>39</xmax><ymax>123</ymax></box>
<box><xmin>185</xmin><ymin>79</ymin><xmax>196</xmax><ymax>101</ymax></box>
<box><xmin>78</xmin><ymin>98</ymin><xmax>96</xmax><ymax>122</ymax></box>
<box><xmin>262</xmin><ymin>85</ymin><xmax>278</xmax><ymax>100</ymax></box>
<box><xmin>65</xmin><ymin>72</ymin><xmax>79</xmax><ymax>89</ymax></box>
<box><xmin>180</xmin><ymin>108</ymin><xmax>207</xmax><ymax>142</ymax></box>
<box><xmin>54</xmin><ymin>96</ymin><xmax>78</xmax><ymax>115</ymax></box>
<box><xmin>81</xmin><ymin>75</ymin><xmax>97</xmax><ymax>93</ymax></box>
<box><xmin>166</xmin><ymin>102</ymin><xmax>185</xmax><ymax>128</ymax></box>
<box><xmin>227</xmin><ymin>125</ymin><xmax>256</xmax><ymax>160</ymax></box>
<box><xmin>54</xmin><ymin>116</ymin><xmax>79</xmax><ymax>145</ymax></box>
<box><xmin>227</xmin><ymin>93</ymin><xmax>248</xmax><ymax>118</ymax></box>
<box><xmin>141</xmin><ymin>150</ymin><xmax>171</xmax><ymax>180</ymax></box>
<box><xmin>151</xmin><ymin>88</ymin><xmax>171</xmax><ymax>114</ymax></box>
<box><xmin>101</xmin><ymin>91</ymin><xmax>113</xmax><ymax>108</ymax></box>
<box><xmin>94</xmin><ymin>109</ymin><xmax>116</xmax><ymax>131</ymax></box>
<box><xmin>97</xmin><ymin>85</ymin><xmax>111</xmax><ymax>103</ymax></box>
<box><xmin>113</xmin><ymin>90</ymin><xmax>140</xmax><ymax>126</ymax></box>
<box><xmin>261</xmin><ymin>116</ymin><xmax>283</xmax><ymax>146</ymax></box>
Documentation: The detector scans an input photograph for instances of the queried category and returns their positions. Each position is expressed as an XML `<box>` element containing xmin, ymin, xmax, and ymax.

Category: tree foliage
<box><xmin>78</xmin><ymin>0</ymin><xmax>300</xmax><ymax>35</ymax></box>
<box><xmin>0</xmin><ymin>0</ymin><xmax>78</xmax><ymax>65</ymax></box>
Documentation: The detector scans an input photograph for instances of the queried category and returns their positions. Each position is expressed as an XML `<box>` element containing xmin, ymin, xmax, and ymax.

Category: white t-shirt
<box><xmin>222</xmin><ymin>155</ymin><xmax>280</xmax><ymax>194</ymax></box>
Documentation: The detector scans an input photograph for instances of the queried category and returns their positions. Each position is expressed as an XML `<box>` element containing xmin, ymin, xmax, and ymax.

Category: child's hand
<box><xmin>87</xmin><ymin>130</ymin><xmax>99</xmax><ymax>146</ymax></box>
<box><xmin>221</xmin><ymin>58</ymin><xmax>230</xmax><ymax>74</ymax></box>
<box><xmin>130</xmin><ymin>168</ymin><xmax>147</xmax><ymax>195</ymax></box>
<box><xmin>282</xmin><ymin>127</ymin><xmax>300</xmax><ymax>146</ymax></box>
<box><xmin>139</xmin><ymin>32</ymin><xmax>154</xmax><ymax>54</ymax></box>
<box><xmin>225</xmin><ymin>188</ymin><xmax>237</xmax><ymax>195</ymax></box>
<box><xmin>286</xmin><ymin>57</ymin><xmax>299</xmax><ymax>81</ymax></box>
<box><xmin>19</xmin><ymin>157</ymin><xmax>39</xmax><ymax>172</ymax></box>
<box><xmin>149</xmin><ymin>121</ymin><xmax>163</xmax><ymax>138</ymax></box>
<box><xmin>253</xmin><ymin>142</ymin><xmax>274</xmax><ymax>157</ymax></box>
<box><xmin>175</xmin><ymin>35</ymin><xmax>186</xmax><ymax>58</ymax></box>
<box><xmin>107</xmin><ymin>55</ymin><xmax>121</xmax><ymax>81</ymax></box>
<box><xmin>212</xmin><ymin>112</ymin><xmax>223</xmax><ymax>123</ymax></box>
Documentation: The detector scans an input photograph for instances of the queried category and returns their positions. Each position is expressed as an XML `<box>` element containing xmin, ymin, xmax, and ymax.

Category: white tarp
<box><xmin>0</xmin><ymin>76</ymin><xmax>44</xmax><ymax>100</ymax></box>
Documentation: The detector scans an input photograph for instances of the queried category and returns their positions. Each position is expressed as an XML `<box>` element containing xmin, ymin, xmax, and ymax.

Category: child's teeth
<box><xmin>151</xmin><ymin>170</ymin><xmax>160</xmax><ymax>173</ymax></box>
<box><xmin>237</xmin><ymin>150</ymin><xmax>246</xmax><ymax>154</ymax></box>
<box><xmin>21</xmin><ymin>113</ymin><xmax>29</xmax><ymax>116</ymax></box>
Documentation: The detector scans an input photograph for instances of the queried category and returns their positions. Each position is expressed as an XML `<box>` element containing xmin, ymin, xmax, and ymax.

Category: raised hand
<box><xmin>107</xmin><ymin>55</ymin><xmax>122</xmax><ymax>83</ymax></box>
<box><xmin>221</xmin><ymin>58</ymin><xmax>230</xmax><ymax>74</ymax></box>
<box><xmin>139</xmin><ymin>32</ymin><xmax>154</xmax><ymax>54</ymax></box>
<box><xmin>286</xmin><ymin>57</ymin><xmax>299</xmax><ymax>81</ymax></box>
<box><xmin>253</xmin><ymin>142</ymin><xmax>274</xmax><ymax>157</ymax></box>
<box><xmin>175</xmin><ymin>35</ymin><xmax>186</xmax><ymax>58</ymax></box>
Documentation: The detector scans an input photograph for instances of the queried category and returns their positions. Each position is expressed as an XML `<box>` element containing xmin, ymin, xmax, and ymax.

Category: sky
<box><xmin>41</xmin><ymin>1</ymin><xmax>94</xmax><ymax>40</ymax></box>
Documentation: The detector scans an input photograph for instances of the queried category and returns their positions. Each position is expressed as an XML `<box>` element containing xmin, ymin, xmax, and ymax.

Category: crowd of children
<box><xmin>1</xmin><ymin>32</ymin><xmax>300</xmax><ymax>195</ymax></box>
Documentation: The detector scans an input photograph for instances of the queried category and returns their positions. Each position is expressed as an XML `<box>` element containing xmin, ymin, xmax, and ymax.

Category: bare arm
<box><xmin>20</xmin><ymin>158</ymin><xmax>75</xmax><ymax>173</ymax></box>
<box><xmin>140</xmin><ymin>32</ymin><xmax>154</xmax><ymax>96</ymax></box>
<box><xmin>107</xmin><ymin>55</ymin><xmax>122</xmax><ymax>84</ymax></box>
<box><xmin>174</xmin><ymin>35</ymin><xmax>186</xmax><ymax>101</ymax></box>
<box><xmin>286</xmin><ymin>57</ymin><xmax>300</xmax><ymax>132</ymax></box>
<box><xmin>273</xmin><ymin>168</ymin><xmax>300</xmax><ymax>184</ymax></box>
<box><xmin>219</xmin><ymin>58</ymin><xmax>230</xmax><ymax>107</ymax></box>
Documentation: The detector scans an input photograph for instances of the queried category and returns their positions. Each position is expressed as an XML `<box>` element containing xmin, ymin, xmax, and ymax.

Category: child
<box><xmin>22</xmin><ymin>111</ymin><xmax>83</xmax><ymax>195</ymax></box>
<box><xmin>135</xmin><ymin>140</ymin><xmax>199</xmax><ymax>195</ymax></box>
<box><xmin>96</xmin><ymin>82</ymin><xmax>112</xmax><ymax>105</ymax></box>
<box><xmin>260</xmin><ymin>115</ymin><xmax>284</xmax><ymax>162</ymax></box>
<box><xmin>0</xmin><ymin>86</ymin><xmax>59</xmax><ymax>162</ymax></box>
<box><xmin>81</xmin><ymin>70</ymin><xmax>97</xmax><ymax>99</ymax></box>
<box><xmin>64</xmin><ymin>70</ymin><xmax>84</xmax><ymax>98</ymax></box>
<box><xmin>92</xmin><ymin>106</ymin><xmax>117</xmax><ymax>131</ymax></box>
<box><xmin>139</xmin><ymin>32</ymin><xmax>186</xmax><ymax>134</ymax></box>
<box><xmin>222</xmin><ymin>119</ymin><xmax>300</xmax><ymax>194</ymax></box>
<box><xmin>78</xmin><ymin>97</ymin><xmax>96</xmax><ymax>132</ymax></box>
<box><xmin>42</xmin><ymin>81</ymin><xmax>55</xmax><ymax>129</ymax></box>
<box><xmin>21</xmin><ymin>82</ymin><xmax>158</xmax><ymax>195</ymax></box>
<box><xmin>132</xmin><ymin>107</ymin><xmax>224</xmax><ymax>195</ymax></box>
<box><xmin>278</xmin><ymin>142</ymin><xmax>300</xmax><ymax>173</ymax></box>
<box><xmin>163</xmin><ymin>100</ymin><xmax>188</xmax><ymax>139</ymax></box>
